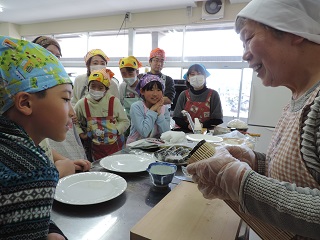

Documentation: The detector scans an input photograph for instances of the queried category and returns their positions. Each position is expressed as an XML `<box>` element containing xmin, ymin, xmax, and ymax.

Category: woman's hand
<box><xmin>224</xmin><ymin>145</ymin><xmax>257</xmax><ymax>170</ymax></box>
<box><xmin>186</xmin><ymin>147</ymin><xmax>251</xmax><ymax>201</ymax></box>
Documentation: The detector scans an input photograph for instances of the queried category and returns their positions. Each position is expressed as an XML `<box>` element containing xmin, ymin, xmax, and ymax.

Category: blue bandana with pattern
<box><xmin>0</xmin><ymin>36</ymin><xmax>72</xmax><ymax>114</ymax></box>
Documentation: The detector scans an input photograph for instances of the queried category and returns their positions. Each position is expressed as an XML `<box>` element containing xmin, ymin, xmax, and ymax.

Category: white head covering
<box><xmin>237</xmin><ymin>0</ymin><xmax>320</xmax><ymax>44</ymax></box>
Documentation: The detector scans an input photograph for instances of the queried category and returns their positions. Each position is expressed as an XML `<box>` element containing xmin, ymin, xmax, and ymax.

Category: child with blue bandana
<box><xmin>0</xmin><ymin>36</ymin><xmax>72</xmax><ymax>239</ymax></box>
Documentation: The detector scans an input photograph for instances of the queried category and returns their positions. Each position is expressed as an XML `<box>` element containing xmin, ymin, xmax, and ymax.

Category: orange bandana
<box><xmin>149</xmin><ymin>48</ymin><xmax>165</xmax><ymax>60</ymax></box>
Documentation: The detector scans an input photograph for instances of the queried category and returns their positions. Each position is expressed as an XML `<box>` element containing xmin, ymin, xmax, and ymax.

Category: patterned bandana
<box><xmin>119</xmin><ymin>56</ymin><xmax>142</xmax><ymax>69</ymax></box>
<box><xmin>149</xmin><ymin>48</ymin><xmax>165</xmax><ymax>60</ymax></box>
<box><xmin>0</xmin><ymin>36</ymin><xmax>72</xmax><ymax>114</ymax></box>
<box><xmin>84</xmin><ymin>49</ymin><xmax>110</xmax><ymax>64</ymax></box>
<box><xmin>33</xmin><ymin>36</ymin><xmax>62</xmax><ymax>57</ymax></box>
<box><xmin>88</xmin><ymin>68</ymin><xmax>114</xmax><ymax>88</ymax></box>
<box><xmin>135</xmin><ymin>73</ymin><xmax>165</xmax><ymax>95</ymax></box>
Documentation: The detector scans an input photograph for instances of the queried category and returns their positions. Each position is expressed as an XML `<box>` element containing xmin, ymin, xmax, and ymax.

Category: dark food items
<box><xmin>154</xmin><ymin>145</ymin><xmax>192</xmax><ymax>164</ymax></box>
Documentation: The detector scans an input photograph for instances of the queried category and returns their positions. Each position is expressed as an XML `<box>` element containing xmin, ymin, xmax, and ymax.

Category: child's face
<box><xmin>30</xmin><ymin>84</ymin><xmax>74</xmax><ymax>144</ymax></box>
<box><xmin>141</xmin><ymin>83</ymin><xmax>163</xmax><ymax>105</ymax></box>
<box><xmin>89</xmin><ymin>80</ymin><xmax>106</xmax><ymax>92</ymax></box>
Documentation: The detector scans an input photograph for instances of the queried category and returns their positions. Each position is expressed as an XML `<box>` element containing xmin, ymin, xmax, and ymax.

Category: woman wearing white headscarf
<box><xmin>187</xmin><ymin>0</ymin><xmax>320</xmax><ymax>238</ymax></box>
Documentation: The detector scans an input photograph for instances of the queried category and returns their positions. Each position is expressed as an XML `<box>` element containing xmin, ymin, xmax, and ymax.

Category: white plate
<box><xmin>186</xmin><ymin>134</ymin><xmax>223</xmax><ymax>143</ymax></box>
<box><xmin>54</xmin><ymin>172</ymin><xmax>127</xmax><ymax>205</ymax></box>
<box><xmin>99</xmin><ymin>154</ymin><xmax>155</xmax><ymax>173</ymax></box>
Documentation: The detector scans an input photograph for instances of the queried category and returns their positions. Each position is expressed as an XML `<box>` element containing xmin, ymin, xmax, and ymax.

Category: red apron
<box><xmin>84</xmin><ymin>97</ymin><xmax>124</xmax><ymax>161</ymax></box>
<box><xmin>184</xmin><ymin>89</ymin><xmax>213</xmax><ymax>123</ymax></box>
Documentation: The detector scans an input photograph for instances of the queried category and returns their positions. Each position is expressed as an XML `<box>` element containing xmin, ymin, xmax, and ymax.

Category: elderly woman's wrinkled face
<box><xmin>239</xmin><ymin>20</ymin><xmax>291</xmax><ymax>87</ymax></box>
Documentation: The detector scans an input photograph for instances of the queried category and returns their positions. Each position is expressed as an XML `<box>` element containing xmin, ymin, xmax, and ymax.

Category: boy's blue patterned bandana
<box><xmin>0</xmin><ymin>36</ymin><xmax>72</xmax><ymax>114</ymax></box>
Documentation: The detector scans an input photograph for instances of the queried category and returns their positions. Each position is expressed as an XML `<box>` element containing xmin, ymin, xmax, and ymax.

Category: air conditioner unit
<box><xmin>201</xmin><ymin>0</ymin><xmax>225</xmax><ymax>20</ymax></box>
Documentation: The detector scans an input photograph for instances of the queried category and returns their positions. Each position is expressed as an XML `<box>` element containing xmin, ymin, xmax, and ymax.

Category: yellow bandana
<box><xmin>88</xmin><ymin>68</ymin><xmax>114</xmax><ymax>88</ymax></box>
<box><xmin>119</xmin><ymin>56</ymin><xmax>142</xmax><ymax>69</ymax></box>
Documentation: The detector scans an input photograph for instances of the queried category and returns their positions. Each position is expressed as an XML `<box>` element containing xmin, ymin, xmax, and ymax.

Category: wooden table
<box><xmin>131</xmin><ymin>181</ymin><xmax>241</xmax><ymax>240</ymax></box>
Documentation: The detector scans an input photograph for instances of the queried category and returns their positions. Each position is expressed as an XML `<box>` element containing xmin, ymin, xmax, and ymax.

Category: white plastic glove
<box><xmin>187</xmin><ymin>147</ymin><xmax>251</xmax><ymax>201</ymax></box>
<box><xmin>224</xmin><ymin>145</ymin><xmax>257</xmax><ymax>170</ymax></box>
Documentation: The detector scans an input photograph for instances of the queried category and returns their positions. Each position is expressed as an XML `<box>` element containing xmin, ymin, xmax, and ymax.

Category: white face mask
<box><xmin>123</xmin><ymin>76</ymin><xmax>137</xmax><ymax>86</ymax></box>
<box><xmin>89</xmin><ymin>88</ymin><xmax>106</xmax><ymax>100</ymax></box>
<box><xmin>90</xmin><ymin>65</ymin><xmax>106</xmax><ymax>72</ymax></box>
<box><xmin>189</xmin><ymin>75</ymin><xmax>205</xmax><ymax>88</ymax></box>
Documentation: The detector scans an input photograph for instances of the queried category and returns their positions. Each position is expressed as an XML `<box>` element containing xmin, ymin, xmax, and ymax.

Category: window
<box><xmin>55</xmin><ymin>33</ymin><xmax>88</xmax><ymax>58</ymax></box>
<box><xmin>22</xmin><ymin>24</ymin><xmax>250</xmax><ymax>122</ymax></box>
<box><xmin>88</xmin><ymin>32</ymin><xmax>128</xmax><ymax>59</ymax></box>
<box><xmin>184</xmin><ymin>28</ymin><xmax>243</xmax><ymax>58</ymax></box>
<box><xmin>134</xmin><ymin>32</ymin><xmax>152</xmax><ymax>58</ymax></box>
<box><xmin>158</xmin><ymin>30</ymin><xmax>184</xmax><ymax>58</ymax></box>
<box><xmin>206</xmin><ymin>68</ymin><xmax>252</xmax><ymax>119</ymax></box>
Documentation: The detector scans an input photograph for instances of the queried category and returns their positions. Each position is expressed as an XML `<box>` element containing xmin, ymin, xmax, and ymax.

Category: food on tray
<box><xmin>227</xmin><ymin>119</ymin><xmax>248</xmax><ymax>130</ymax></box>
<box><xmin>154</xmin><ymin>145</ymin><xmax>191</xmax><ymax>164</ymax></box>
<box><xmin>187</xmin><ymin>140</ymin><xmax>216</xmax><ymax>164</ymax></box>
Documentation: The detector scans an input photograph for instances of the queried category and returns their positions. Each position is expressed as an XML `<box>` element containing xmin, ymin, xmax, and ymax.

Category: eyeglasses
<box><xmin>152</xmin><ymin>58</ymin><xmax>165</xmax><ymax>64</ymax></box>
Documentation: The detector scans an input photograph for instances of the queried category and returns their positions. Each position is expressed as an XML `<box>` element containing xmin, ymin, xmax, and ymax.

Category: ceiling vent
<box><xmin>201</xmin><ymin>0</ymin><xmax>225</xmax><ymax>20</ymax></box>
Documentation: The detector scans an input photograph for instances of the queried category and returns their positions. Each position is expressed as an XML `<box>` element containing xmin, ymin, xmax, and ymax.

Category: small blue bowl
<box><xmin>147</xmin><ymin>162</ymin><xmax>177</xmax><ymax>187</ymax></box>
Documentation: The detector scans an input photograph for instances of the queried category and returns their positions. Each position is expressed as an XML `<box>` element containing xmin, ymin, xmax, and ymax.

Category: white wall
<box><xmin>0</xmin><ymin>2</ymin><xmax>247</xmax><ymax>37</ymax></box>
<box><xmin>0</xmin><ymin>23</ymin><xmax>21</xmax><ymax>38</ymax></box>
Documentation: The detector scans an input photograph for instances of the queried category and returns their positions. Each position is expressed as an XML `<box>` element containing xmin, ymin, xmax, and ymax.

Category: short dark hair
<box><xmin>142</xmin><ymin>81</ymin><xmax>163</xmax><ymax>92</ymax></box>
<box><xmin>34</xmin><ymin>90</ymin><xmax>47</xmax><ymax>99</ymax></box>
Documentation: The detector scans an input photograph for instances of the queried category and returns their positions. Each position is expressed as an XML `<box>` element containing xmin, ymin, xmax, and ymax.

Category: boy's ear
<box><xmin>13</xmin><ymin>92</ymin><xmax>33</xmax><ymax>115</ymax></box>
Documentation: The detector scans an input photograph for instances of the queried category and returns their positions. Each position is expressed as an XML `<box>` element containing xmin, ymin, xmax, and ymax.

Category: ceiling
<box><xmin>0</xmin><ymin>0</ymin><xmax>199</xmax><ymax>25</ymax></box>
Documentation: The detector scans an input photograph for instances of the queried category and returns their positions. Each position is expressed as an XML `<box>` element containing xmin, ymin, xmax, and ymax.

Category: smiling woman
<box><xmin>187</xmin><ymin>0</ymin><xmax>320</xmax><ymax>239</ymax></box>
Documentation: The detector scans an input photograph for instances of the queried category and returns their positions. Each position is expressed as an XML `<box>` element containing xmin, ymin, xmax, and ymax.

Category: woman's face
<box><xmin>187</xmin><ymin>69</ymin><xmax>206</xmax><ymax>90</ymax></box>
<box><xmin>90</xmin><ymin>55</ymin><xmax>107</xmax><ymax>66</ymax></box>
<box><xmin>240</xmin><ymin>21</ymin><xmax>293</xmax><ymax>87</ymax></box>
<box><xmin>187</xmin><ymin>69</ymin><xmax>205</xmax><ymax>81</ymax></box>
